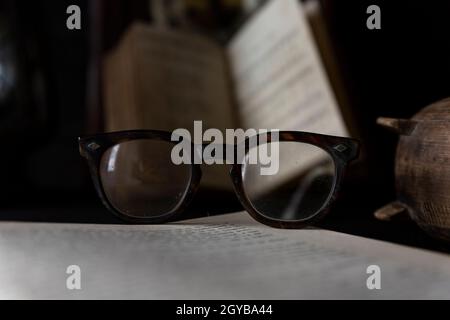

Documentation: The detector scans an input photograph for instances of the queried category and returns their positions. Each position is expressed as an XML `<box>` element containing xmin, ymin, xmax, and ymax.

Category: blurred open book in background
<box><xmin>103</xmin><ymin>0</ymin><xmax>354</xmax><ymax>190</ymax></box>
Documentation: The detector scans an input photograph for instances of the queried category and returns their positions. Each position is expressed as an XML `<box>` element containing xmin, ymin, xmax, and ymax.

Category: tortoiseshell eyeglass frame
<box><xmin>78</xmin><ymin>130</ymin><xmax>359</xmax><ymax>229</ymax></box>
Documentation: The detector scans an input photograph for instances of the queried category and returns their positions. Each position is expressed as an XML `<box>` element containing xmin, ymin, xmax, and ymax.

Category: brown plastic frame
<box><xmin>79</xmin><ymin>130</ymin><xmax>359</xmax><ymax>228</ymax></box>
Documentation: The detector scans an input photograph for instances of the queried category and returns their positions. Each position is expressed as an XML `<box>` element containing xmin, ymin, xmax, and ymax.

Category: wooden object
<box><xmin>376</xmin><ymin>98</ymin><xmax>450</xmax><ymax>242</ymax></box>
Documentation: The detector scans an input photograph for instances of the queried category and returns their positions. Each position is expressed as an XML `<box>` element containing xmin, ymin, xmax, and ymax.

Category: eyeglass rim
<box><xmin>231</xmin><ymin>131</ymin><xmax>357</xmax><ymax>229</ymax></box>
<box><xmin>237</xmin><ymin>146</ymin><xmax>339</xmax><ymax>226</ymax></box>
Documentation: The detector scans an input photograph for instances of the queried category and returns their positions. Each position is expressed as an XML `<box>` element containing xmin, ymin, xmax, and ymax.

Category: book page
<box><xmin>104</xmin><ymin>23</ymin><xmax>235</xmax><ymax>132</ymax></box>
<box><xmin>1</xmin><ymin>212</ymin><xmax>449</xmax><ymax>299</ymax></box>
<box><xmin>227</xmin><ymin>0</ymin><xmax>348</xmax><ymax>136</ymax></box>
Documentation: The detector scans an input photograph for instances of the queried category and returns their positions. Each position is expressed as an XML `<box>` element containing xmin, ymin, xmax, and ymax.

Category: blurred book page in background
<box><xmin>103</xmin><ymin>24</ymin><xmax>235</xmax><ymax>133</ymax></box>
<box><xmin>0</xmin><ymin>212</ymin><xmax>449</xmax><ymax>299</ymax></box>
<box><xmin>227</xmin><ymin>0</ymin><xmax>348</xmax><ymax>136</ymax></box>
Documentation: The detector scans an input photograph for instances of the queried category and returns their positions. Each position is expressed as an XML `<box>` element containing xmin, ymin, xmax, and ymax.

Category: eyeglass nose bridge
<box><xmin>198</xmin><ymin>143</ymin><xmax>239</xmax><ymax>164</ymax></box>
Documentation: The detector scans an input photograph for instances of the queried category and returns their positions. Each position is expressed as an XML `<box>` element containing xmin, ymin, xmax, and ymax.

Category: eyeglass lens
<box><xmin>99</xmin><ymin>139</ymin><xmax>192</xmax><ymax>218</ymax></box>
<box><xmin>241</xmin><ymin>141</ymin><xmax>336</xmax><ymax>221</ymax></box>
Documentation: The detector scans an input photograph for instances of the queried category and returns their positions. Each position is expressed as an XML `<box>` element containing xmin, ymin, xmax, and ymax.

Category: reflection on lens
<box><xmin>100</xmin><ymin>139</ymin><xmax>191</xmax><ymax>218</ymax></box>
<box><xmin>242</xmin><ymin>141</ymin><xmax>336</xmax><ymax>221</ymax></box>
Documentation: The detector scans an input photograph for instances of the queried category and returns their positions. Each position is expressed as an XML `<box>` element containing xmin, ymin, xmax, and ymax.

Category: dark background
<box><xmin>0</xmin><ymin>0</ymin><xmax>449</xmax><ymax>252</ymax></box>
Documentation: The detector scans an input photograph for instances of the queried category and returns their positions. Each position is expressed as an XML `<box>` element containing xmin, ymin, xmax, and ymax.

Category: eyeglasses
<box><xmin>78</xmin><ymin>130</ymin><xmax>359</xmax><ymax>228</ymax></box>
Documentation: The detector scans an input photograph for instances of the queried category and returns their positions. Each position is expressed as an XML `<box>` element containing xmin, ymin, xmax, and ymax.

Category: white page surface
<box><xmin>0</xmin><ymin>212</ymin><xmax>449</xmax><ymax>299</ymax></box>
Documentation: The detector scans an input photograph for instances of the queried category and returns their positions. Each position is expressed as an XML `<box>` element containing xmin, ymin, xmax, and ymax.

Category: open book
<box><xmin>1</xmin><ymin>212</ymin><xmax>449</xmax><ymax>299</ymax></box>
<box><xmin>103</xmin><ymin>0</ymin><xmax>349</xmax><ymax>189</ymax></box>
